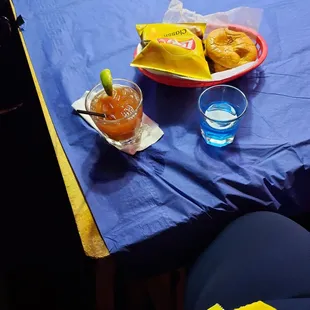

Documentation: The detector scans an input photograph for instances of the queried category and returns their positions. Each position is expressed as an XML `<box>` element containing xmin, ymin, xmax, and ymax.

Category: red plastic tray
<box><xmin>133</xmin><ymin>24</ymin><xmax>268</xmax><ymax>88</ymax></box>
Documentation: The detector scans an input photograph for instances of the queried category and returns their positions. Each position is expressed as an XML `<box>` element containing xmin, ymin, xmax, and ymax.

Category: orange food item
<box><xmin>205</xmin><ymin>28</ymin><xmax>257</xmax><ymax>69</ymax></box>
<box><xmin>214</xmin><ymin>62</ymin><xmax>228</xmax><ymax>72</ymax></box>
<box><xmin>91</xmin><ymin>86</ymin><xmax>142</xmax><ymax>141</ymax></box>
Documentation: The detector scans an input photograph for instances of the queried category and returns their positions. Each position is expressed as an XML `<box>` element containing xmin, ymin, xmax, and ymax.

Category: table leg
<box><xmin>96</xmin><ymin>257</ymin><xmax>115</xmax><ymax>310</ymax></box>
<box><xmin>175</xmin><ymin>268</ymin><xmax>186</xmax><ymax>310</ymax></box>
<box><xmin>147</xmin><ymin>273</ymin><xmax>174</xmax><ymax>310</ymax></box>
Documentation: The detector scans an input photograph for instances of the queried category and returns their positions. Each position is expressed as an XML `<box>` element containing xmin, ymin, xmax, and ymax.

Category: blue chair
<box><xmin>185</xmin><ymin>212</ymin><xmax>310</xmax><ymax>310</ymax></box>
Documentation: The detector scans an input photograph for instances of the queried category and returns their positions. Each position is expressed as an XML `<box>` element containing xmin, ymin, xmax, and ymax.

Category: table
<box><xmin>11</xmin><ymin>0</ymin><xmax>310</xmax><ymax>272</ymax></box>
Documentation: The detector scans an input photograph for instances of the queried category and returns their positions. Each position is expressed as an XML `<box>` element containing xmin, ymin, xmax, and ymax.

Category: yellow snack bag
<box><xmin>208</xmin><ymin>304</ymin><xmax>224</xmax><ymax>310</ymax></box>
<box><xmin>131</xmin><ymin>23</ymin><xmax>212</xmax><ymax>80</ymax></box>
<box><xmin>136</xmin><ymin>23</ymin><xmax>206</xmax><ymax>41</ymax></box>
<box><xmin>235</xmin><ymin>301</ymin><xmax>276</xmax><ymax>309</ymax></box>
<box><xmin>208</xmin><ymin>301</ymin><xmax>276</xmax><ymax>310</ymax></box>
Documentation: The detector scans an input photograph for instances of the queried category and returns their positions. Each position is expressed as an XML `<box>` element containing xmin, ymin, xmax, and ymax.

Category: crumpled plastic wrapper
<box><xmin>162</xmin><ymin>0</ymin><xmax>263</xmax><ymax>81</ymax></box>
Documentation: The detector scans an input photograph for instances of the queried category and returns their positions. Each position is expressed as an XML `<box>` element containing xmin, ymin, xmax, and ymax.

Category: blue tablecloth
<box><xmin>12</xmin><ymin>0</ymin><xmax>310</xmax><ymax>268</ymax></box>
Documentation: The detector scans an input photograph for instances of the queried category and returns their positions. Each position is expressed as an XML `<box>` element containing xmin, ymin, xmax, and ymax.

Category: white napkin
<box><xmin>72</xmin><ymin>92</ymin><xmax>164</xmax><ymax>155</ymax></box>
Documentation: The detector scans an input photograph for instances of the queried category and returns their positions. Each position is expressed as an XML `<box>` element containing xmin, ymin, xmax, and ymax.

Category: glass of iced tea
<box><xmin>85</xmin><ymin>79</ymin><xmax>143</xmax><ymax>148</ymax></box>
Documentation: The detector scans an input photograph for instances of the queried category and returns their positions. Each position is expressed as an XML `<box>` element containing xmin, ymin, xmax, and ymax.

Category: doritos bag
<box><xmin>131</xmin><ymin>23</ymin><xmax>212</xmax><ymax>80</ymax></box>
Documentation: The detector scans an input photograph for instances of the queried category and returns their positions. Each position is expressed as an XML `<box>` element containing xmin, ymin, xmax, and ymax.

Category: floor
<box><xmin>95</xmin><ymin>256</ymin><xmax>186</xmax><ymax>310</ymax></box>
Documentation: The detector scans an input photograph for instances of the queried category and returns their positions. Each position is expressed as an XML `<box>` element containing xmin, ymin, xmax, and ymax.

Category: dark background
<box><xmin>0</xmin><ymin>1</ymin><xmax>94</xmax><ymax>309</ymax></box>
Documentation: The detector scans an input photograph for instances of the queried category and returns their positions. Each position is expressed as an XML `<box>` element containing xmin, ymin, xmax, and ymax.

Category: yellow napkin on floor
<box><xmin>208</xmin><ymin>301</ymin><xmax>276</xmax><ymax>310</ymax></box>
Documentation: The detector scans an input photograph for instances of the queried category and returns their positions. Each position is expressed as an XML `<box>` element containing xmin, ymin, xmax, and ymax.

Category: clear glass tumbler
<box><xmin>85</xmin><ymin>78</ymin><xmax>143</xmax><ymax>148</ymax></box>
<box><xmin>198</xmin><ymin>85</ymin><xmax>248</xmax><ymax>147</ymax></box>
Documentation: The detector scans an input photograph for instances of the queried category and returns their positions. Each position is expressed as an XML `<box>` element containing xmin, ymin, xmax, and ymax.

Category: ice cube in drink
<box><xmin>90</xmin><ymin>85</ymin><xmax>143</xmax><ymax>142</ymax></box>
<box><xmin>200</xmin><ymin>101</ymin><xmax>238</xmax><ymax>147</ymax></box>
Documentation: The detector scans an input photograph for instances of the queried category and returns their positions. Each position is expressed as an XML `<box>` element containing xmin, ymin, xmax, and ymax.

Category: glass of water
<box><xmin>198</xmin><ymin>85</ymin><xmax>248</xmax><ymax>147</ymax></box>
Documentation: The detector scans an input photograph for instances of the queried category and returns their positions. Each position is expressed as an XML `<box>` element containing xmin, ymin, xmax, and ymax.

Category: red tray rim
<box><xmin>133</xmin><ymin>24</ymin><xmax>268</xmax><ymax>88</ymax></box>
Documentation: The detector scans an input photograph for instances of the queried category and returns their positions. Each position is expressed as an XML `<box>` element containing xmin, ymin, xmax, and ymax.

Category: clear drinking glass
<box><xmin>85</xmin><ymin>78</ymin><xmax>143</xmax><ymax>148</ymax></box>
<box><xmin>198</xmin><ymin>85</ymin><xmax>248</xmax><ymax>147</ymax></box>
